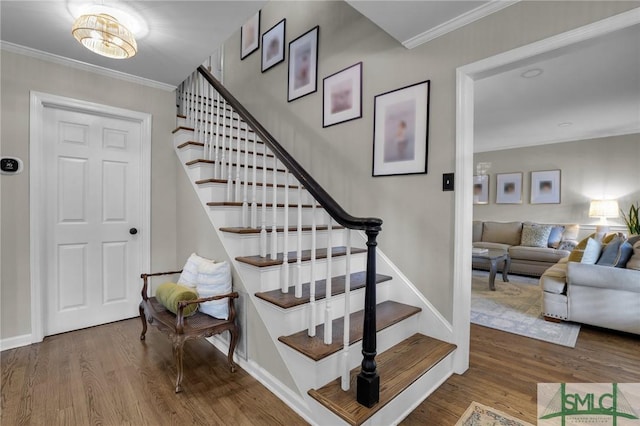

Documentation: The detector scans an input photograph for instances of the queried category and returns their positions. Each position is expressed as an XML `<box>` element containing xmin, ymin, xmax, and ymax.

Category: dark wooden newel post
<box><xmin>357</xmin><ymin>228</ymin><xmax>380</xmax><ymax>407</ymax></box>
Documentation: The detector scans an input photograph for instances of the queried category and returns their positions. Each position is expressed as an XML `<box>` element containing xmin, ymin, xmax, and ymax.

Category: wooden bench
<box><xmin>138</xmin><ymin>270</ymin><xmax>239</xmax><ymax>392</ymax></box>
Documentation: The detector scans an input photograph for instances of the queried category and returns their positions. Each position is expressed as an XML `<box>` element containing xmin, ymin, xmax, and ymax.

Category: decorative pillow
<box><xmin>196</xmin><ymin>261</ymin><xmax>232</xmax><ymax>320</ymax></box>
<box><xmin>155</xmin><ymin>282</ymin><xmax>199</xmax><ymax>316</ymax></box>
<box><xmin>178</xmin><ymin>253</ymin><xmax>214</xmax><ymax>288</ymax></box>
<box><xmin>581</xmin><ymin>238</ymin><xmax>603</xmax><ymax>264</ymax></box>
<box><xmin>521</xmin><ymin>224</ymin><xmax>553</xmax><ymax>248</ymax></box>
<box><xmin>557</xmin><ymin>240</ymin><xmax>577</xmax><ymax>251</ymax></box>
<box><xmin>596</xmin><ymin>235</ymin><xmax>634</xmax><ymax>267</ymax></box>
<box><xmin>626</xmin><ymin>241</ymin><xmax>640</xmax><ymax>270</ymax></box>
<box><xmin>547</xmin><ymin>225</ymin><xmax>565</xmax><ymax>248</ymax></box>
<box><xmin>561</xmin><ymin>224</ymin><xmax>580</xmax><ymax>241</ymax></box>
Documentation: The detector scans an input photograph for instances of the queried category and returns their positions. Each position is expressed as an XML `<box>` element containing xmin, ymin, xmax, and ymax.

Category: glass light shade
<box><xmin>72</xmin><ymin>14</ymin><xmax>137</xmax><ymax>59</ymax></box>
<box><xmin>588</xmin><ymin>200</ymin><xmax>619</xmax><ymax>218</ymax></box>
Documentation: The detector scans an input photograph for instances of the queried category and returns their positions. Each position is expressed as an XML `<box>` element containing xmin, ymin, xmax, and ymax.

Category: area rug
<box><xmin>471</xmin><ymin>270</ymin><xmax>580</xmax><ymax>347</ymax></box>
<box><xmin>456</xmin><ymin>401</ymin><xmax>534</xmax><ymax>426</ymax></box>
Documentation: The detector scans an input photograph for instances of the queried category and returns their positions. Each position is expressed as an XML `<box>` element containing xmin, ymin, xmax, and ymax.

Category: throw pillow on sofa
<box><xmin>196</xmin><ymin>261</ymin><xmax>232</xmax><ymax>320</ymax></box>
<box><xmin>581</xmin><ymin>238</ymin><xmax>603</xmax><ymax>264</ymax></box>
<box><xmin>624</xmin><ymin>241</ymin><xmax>640</xmax><ymax>271</ymax></box>
<box><xmin>568</xmin><ymin>233</ymin><xmax>616</xmax><ymax>262</ymax></box>
<box><xmin>547</xmin><ymin>225</ymin><xmax>565</xmax><ymax>248</ymax></box>
<box><xmin>521</xmin><ymin>223</ymin><xmax>553</xmax><ymax>248</ymax></box>
<box><xmin>596</xmin><ymin>235</ymin><xmax>634</xmax><ymax>267</ymax></box>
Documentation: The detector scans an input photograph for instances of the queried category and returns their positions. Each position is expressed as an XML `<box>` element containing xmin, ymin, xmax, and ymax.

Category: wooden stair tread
<box><xmin>177</xmin><ymin>141</ymin><xmax>204</xmax><ymax>149</ymax></box>
<box><xmin>173</xmin><ymin>128</ymin><xmax>263</xmax><ymax>144</ymax></box>
<box><xmin>236</xmin><ymin>246</ymin><xmax>365</xmax><ymax>267</ymax></box>
<box><xmin>178</xmin><ymin>142</ymin><xmax>273</xmax><ymax>158</ymax></box>
<box><xmin>308</xmin><ymin>333</ymin><xmax>456</xmax><ymax>426</ymax></box>
<box><xmin>256</xmin><ymin>272</ymin><xmax>392</xmax><ymax>309</ymax></box>
<box><xmin>207</xmin><ymin>202</ymin><xmax>318</xmax><ymax>208</ymax></box>
<box><xmin>196</xmin><ymin>179</ymin><xmax>298</xmax><ymax>189</ymax></box>
<box><xmin>185</xmin><ymin>159</ymin><xmax>285</xmax><ymax>172</ymax></box>
<box><xmin>220</xmin><ymin>225</ymin><xmax>341</xmax><ymax>234</ymax></box>
<box><xmin>278</xmin><ymin>301</ymin><xmax>421</xmax><ymax>361</ymax></box>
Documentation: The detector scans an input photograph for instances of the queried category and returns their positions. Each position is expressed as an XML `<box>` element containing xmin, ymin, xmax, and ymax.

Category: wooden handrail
<box><xmin>196</xmin><ymin>66</ymin><xmax>382</xmax><ymax>233</ymax></box>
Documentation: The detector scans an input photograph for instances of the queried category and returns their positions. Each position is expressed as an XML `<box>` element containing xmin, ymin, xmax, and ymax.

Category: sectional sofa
<box><xmin>472</xmin><ymin>220</ymin><xmax>579</xmax><ymax>277</ymax></box>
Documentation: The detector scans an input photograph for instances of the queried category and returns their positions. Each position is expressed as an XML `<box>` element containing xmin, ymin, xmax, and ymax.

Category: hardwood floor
<box><xmin>2</xmin><ymin>321</ymin><xmax>638</xmax><ymax>425</ymax></box>
<box><xmin>402</xmin><ymin>324</ymin><xmax>640</xmax><ymax>425</ymax></box>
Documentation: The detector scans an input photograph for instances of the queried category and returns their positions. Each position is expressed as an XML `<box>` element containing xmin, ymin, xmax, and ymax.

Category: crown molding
<box><xmin>0</xmin><ymin>41</ymin><xmax>176</xmax><ymax>92</ymax></box>
<box><xmin>403</xmin><ymin>0</ymin><xmax>520</xmax><ymax>49</ymax></box>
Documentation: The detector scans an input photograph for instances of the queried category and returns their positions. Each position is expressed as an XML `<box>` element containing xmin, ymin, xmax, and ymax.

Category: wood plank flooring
<box><xmin>2</xmin><ymin>321</ymin><xmax>638</xmax><ymax>425</ymax></box>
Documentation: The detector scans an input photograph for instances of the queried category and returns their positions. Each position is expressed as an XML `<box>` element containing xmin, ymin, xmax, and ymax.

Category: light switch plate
<box><xmin>443</xmin><ymin>173</ymin><xmax>454</xmax><ymax>191</ymax></box>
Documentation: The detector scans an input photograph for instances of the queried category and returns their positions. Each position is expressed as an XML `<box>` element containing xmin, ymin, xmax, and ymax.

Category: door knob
<box><xmin>129</xmin><ymin>228</ymin><xmax>138</xmax><ymax>235</ymax></box>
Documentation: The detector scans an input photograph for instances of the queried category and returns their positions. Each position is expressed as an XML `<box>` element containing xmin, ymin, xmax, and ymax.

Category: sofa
<box><xmin>472</xmin><ymin>221</ymin><xmax>579</xmax><ymax>277</ymax></box>
<box><xmin>541</xmin><ymin>236</ymin><xmax>640</xmax><ymax>335</ymax></box>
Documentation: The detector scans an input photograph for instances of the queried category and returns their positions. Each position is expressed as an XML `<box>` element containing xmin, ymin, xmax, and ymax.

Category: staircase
<box><xmin>171</xmin><ymin>65</ymin><xmax>457</xmax><ymax>425</ymax></box>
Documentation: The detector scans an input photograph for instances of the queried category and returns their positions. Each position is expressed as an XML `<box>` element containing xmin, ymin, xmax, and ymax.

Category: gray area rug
<box><xmin>471</xmin><ymin>270</ymin><xmax>580</xmax><ymax>347</ymax></box>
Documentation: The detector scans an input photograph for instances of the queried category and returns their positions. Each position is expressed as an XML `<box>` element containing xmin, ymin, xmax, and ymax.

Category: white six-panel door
<box><xmin>42</xmin><ymin>106</ymin><xmax>144</xmax><ymax>336</ymax></box>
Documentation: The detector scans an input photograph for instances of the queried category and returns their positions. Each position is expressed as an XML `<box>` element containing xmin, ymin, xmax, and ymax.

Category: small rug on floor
<box><xmin>471</xmin><ymin>270</ymin><xmax>580</xmax><ymax>347</ymax></box>
<box><xmin>456</xmin><ymin>401</ymin><xmax>534</xmax><ymax>426</ymax></box>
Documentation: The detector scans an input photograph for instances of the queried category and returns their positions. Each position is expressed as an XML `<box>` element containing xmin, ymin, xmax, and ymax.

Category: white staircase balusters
<box><xmin>308</xmin><ymin>202</ymin><xmax>317</xmax><ymax>337</ymax></box>
<box><xmin>281</xmin><ymin>170</ymin><xmax>290</xmax><ymax>293</ymax></box>
<box><xmin>251</xmin><ymin>131</ymin><xmax>258</xmax><ymax>229</ymax></box>
<box><xmin>219</xmin><ymin>100</ymin><xmax>227</xmax><ymax>181</ymax></box>
<box><xmin>234</xmin><ymin>120</ymin><xmax>242</xmax><ymax>203</ymax></box>
<box><xmin>324</xmin><ymin>216</ymin><xmax>333</xmax><ymax>345</ymax></box>
<box><xmin>342</xmin><ymin>229</ymin><xmax>352</xmax><ymax>391</ymax></box>
<box><xmin>203</xmin><ymin>81</ymin><xmax>211</xmax><ymax>159</ymax></box>
<box><xmin>195</xmin><ymin>73</ymin><xmax>202</xmax><ymax>142</ymax></box>
<box><xmin>213</xmin><ymin>93</ymin><xmax>221</xmax><ymax>178</ymax></box>
<box><xmin>242</xmin><ymin>122</ymin><xmax>250</xmax><ymax>227</ymax></box>
<box><xmin>270</xmin><ymin>158</ymin><xmax>278</xmax><ymax>261</ymax></box>
<box><xmin>295</xmin><ymin>185</ymin><xmax>303</xmax><ymax>298</ymax></box>
<box><xmin>260</xmin><ymin>142</ymin><xmax>268</xmax><ymax>257</ymax></box>
<box><xmin>226</xmin><ymin>111</ymin><xmax>235</xmax><ymax>202</ymax></box>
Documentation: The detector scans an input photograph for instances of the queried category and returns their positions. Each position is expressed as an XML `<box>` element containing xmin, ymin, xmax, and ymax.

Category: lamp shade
<box><xmin>72</xmin><ymin>13</ymin><xmax>137</xmax><ymax>59</ymax></box>
<box><xmin>588</xmin><ymin>200</ymin><xmax>619</xmax><ymax>218</ymax></box>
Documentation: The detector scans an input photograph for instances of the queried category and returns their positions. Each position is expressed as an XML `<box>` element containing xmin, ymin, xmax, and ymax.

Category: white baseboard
<box><xmin>206</xmin><ymin>335</ymin><xmax>317</xmax><ymax>426</ymax></box>
<box><xmin>0</xmin><ymin>334</ymin><xmax>32</xmax><ymax>352</ymax></box>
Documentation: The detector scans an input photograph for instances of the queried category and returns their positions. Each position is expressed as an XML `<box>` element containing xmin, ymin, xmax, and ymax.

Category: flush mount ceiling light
<box><xmin>558</xmin><ymin>122</ymin><xmax>573</xmax><ymax>127</ymax></box>
<box><xmin>72</xmin><ymin>13</ymin><xmax>137</xmax><ymax>59</ymax></box>
<box><xmin>520</xmin><ymin>68</ymin><xmax>543</xmax><ymax>79</ymax></box>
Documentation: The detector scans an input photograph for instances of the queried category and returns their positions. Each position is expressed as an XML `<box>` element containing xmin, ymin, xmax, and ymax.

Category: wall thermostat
<box><xmin>1</xmin><ymin>157</ymin><xmax>24</xmax><ymax>175</ymax></box>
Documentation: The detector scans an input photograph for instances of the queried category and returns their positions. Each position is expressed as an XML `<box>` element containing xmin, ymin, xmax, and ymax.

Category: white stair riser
<box><xmin>279</xmin><ymin>314</ymin><xmax>420</xmax><ymax>391</ymax></box>
<box><xmin>236</xmin><ymin>255</ymin><xmax>368</xmax><ymax>293</ymax></box>
<box><xmin>254</xmin><ymin>280</ymin><xmax>393</xmax><ymax>337</ymax></box>
<box><xmin>187</xmin><ymin>163</ymin><xmax>295</xmax><ymax>185</ymax></box>
<box><xmin>208</xmin><ymin>205</ymin><xmax>328</xmax><ymax>228</ymax></box>
<box><xmin>173</xmin><ymin>128</ymin><xmax>194</xmax><ymax>147</ymax></box>
<box><xmin>221</xmin><ymin>231</ymin><xmax>347</xmax><ymax>259</ymax></box>
<box><xmin>178</xmin><ymin>146</ymin><xmax>205</xmax><ymax>162</ymax></box>
<box><xmin>198</xmin><ymin>184</ymin><xmax>310</xmax><ymax>206</ymax></box>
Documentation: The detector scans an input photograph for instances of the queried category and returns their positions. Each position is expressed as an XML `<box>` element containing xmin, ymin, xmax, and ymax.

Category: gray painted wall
<box><xmin>474</xmin><ymin>134</ymin><xmax>640</xmax><ymax>233</ymax></box>
<box><xmin>217</xmin><ymin>0</ymin><xmax>636</xmax><ymax>321</ymax></box>
<box><xmin>1</xmin><ymin>51</ymin><xmax>177</xmax><ymax>340</ymax></box>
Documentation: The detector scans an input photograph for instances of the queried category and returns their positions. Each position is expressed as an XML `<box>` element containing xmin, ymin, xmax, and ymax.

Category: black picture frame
<box><xmin>240</xmin><ymin>11</ymin><xmax>260</xmax><ymax>60</ymax></box>
<box><xmin>322</xmin><ymin>62</ymin><xmax>363</xmax><ymax>128</ymax></box>
<box><xmin>287</xmin><ymin>26</ymin><xmax>319</xmax><ymax>102</ymax></box>
<box><xmin>261</xmin><ymin>19</ymin><xmax>286</xmax><ymax>72</ymax></box>
<box><xmin>372</xmin><ymin>80</ymin><xmax>430</xmax><ymax>177</ymax></box>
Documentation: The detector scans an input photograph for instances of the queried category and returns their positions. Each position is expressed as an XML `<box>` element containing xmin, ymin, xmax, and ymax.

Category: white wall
<box><xmin>0</xmin><ymin>50</ymin><xmax>177</xmax><ymax>340</ymax></box>
<box><xmin>217</xmin><ymin>0</ymin><xmax>637</xmax><ymax>321</ymax></box>
<box><xmin>474</xmin><ymin>134</ymin><xmax>640</xmax><ymax>233</ymax></box>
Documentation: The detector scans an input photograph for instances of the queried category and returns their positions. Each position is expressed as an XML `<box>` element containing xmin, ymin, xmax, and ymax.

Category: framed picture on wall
<box><xmin>261</xmin><ymin>19</ymin><xmax>286</xmax><ymax>72</ymax></box>
<box><xmin>531</xmin><ymin>169</ymin><xmax>561</xmax><ymax>204</ymax></box>
<box><xmin>473</xmin><ymin>175</ymin><xmax>489</xmax><ymax>204</ymax></box>
<box><xmin>240</xmin><ymin>11</ymin><xmax>260</xmax><ymax>60</ymax></box>
<box><xmin>288</xmin><ymin>26</ymin><xmax>319</xmax><ymax>102</ymax></box>
<box><xmin>322</xmin><ymin>62</ymin><xmax>362</xmax><ymax>128</ymax></box>
<box><xmin>496</xmin><ymin>172</ymin><xmax>522</xmax><ymax>204</ymax></box>
<box><xmin>372</xmin><ymin>80</ymin><xmax>430</xmax><ymax>177</ymax></box>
